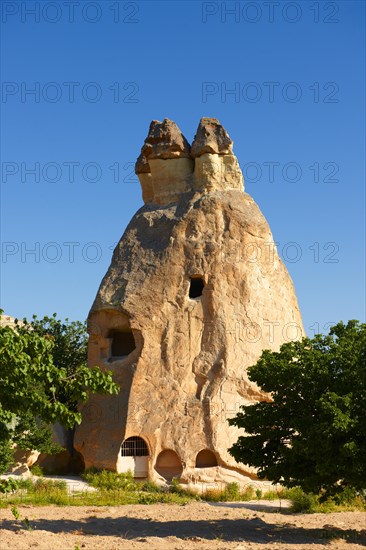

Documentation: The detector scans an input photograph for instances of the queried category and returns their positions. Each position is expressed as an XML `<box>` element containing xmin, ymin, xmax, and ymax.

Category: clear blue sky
<box><xmin>1</xmin><ymin>0</ymin><xmax>365</xmax><ymax>336</ymax></box>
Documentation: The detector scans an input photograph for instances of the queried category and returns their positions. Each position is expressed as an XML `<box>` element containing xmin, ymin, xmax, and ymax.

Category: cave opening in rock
<box><xmin>108</xmin><ymin>329</ymin><xmax>136</xmax><ymax>358</ymax></box>
<box><xmin>195</xmin><ymin>449</ymin><xmax>218</xmax><ymax>468</ymax></box>
<box><xmin>155</xmin><ymin>449</ymin><xmax>183</xmax><ymax>481</ymax></box>
<box><xmin>189</xmin><ymin>276</ymin><xmax>205</xmax><ymax>299</ymax></box>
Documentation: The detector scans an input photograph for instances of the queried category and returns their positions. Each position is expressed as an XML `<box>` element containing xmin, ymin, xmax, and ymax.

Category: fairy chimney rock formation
<box><xmin>74</xmin><ymin>118</ymin><xmax>304</xmax><ymax>485</ymax></box>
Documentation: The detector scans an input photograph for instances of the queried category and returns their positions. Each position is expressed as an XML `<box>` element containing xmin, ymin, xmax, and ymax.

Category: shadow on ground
<box><xmin>1</xmin><ymin>515</ymin><xmax>365</xmax><ymax>545</ymax></box>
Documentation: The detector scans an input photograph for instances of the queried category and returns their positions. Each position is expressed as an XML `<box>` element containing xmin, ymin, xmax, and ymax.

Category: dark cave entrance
<box><xmin>108</xmin><ymin>329</ymin><xmax>136</xmax><ymax>358</ymax></box>
<box><xmin>189</xmin><ymin>276</ymin><xmax>205</xmax><ymax>299</ymax></box>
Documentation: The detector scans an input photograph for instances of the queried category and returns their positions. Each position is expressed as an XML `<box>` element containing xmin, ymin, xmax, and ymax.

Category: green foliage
<box><xmin>229</xmin><ymin>320</ymin><xmax>366</xmax><ymax>499</ymax></box>
<box><xmin>169</xmin><ymin>477</ymin><xmax>184</xmax><ymax>494</ymax></box>
<box><xmin>202</xmin><ymin>483</ymin><xmax>254</xmax><ymax>502</ymax></box>
<box><xmin>33</xmin><ymin>478</ymin><xmax>67</xmax><ymax>492</ymax></box>
<box><xmin>0</xmin><ymin>477</ymin><xmax>33</xmax><ymax>495</ymax></box>
<box><xmin>21</xmin><ymin>314</ymin><xmax>88</xmax><ymax>410</ymax></box>
<box><xmin>0</xmin><ymin>478</ymin><xmax>21</xmax><ymax>494</ymax></box>
<box><xmin>83</xmin><ymin>469</ymin><xmax>137</xmax><ymax>491</ymax></box>
<box><xmin>0</xmin><ymin>476</ymin><xmax>196</xmax><ymax>507</ymax></box>
<box><xmin>168</xmin><ymin>477</ymin><xmax>199</xmax><ymax>498</ymax></box>
<box><xmin>224</xmin><ymin>482</ymin><xmax>240</xmax><ymax>500</ymax></box>
<box><xmin>11</xmin><ymin>505</ymin><xmax>20</xmax><ymax>520</ymax></box>
<box><xmin>0</xmin><ymin>312</ymin><xmax>119</xmax><ymax>473</ymax></box>
<box><xmin>0</xmin><ymin>426</ymin><xmax>14</xmax><ymax>474</ymax></box>
<box><xmin>136</xmin><ymin>492</ymin><xmax>170</xmax><ymax>504</ymax></box>
<box><xmin>29</xmin><ymin>464</ymin><xmax>44</xmax><ymax>477</ymax></box>
<box><xmin>139</xmin><ymin>480</ymin><xmax>162</xmax><ymax>493</ymax></box>
<box><xmin>12</xmin><ymin>412</ymin><xmax>62</xmax><ymax>455</ymax></box>
<box><xmin>83</xmin><ymin>470</ymin><xmax>199</xmax><ymax>501</ymax></box>
<box><xmin>1</xmin><ymin>474</ymin><xmax>364</xmax><ymax>511</ymax></box>
<box><xmin>10</xmin><ymin>504</ymin><xmax>32</xmax><ymax>529</ymax></box>
<box><xmin>255</xmin><ymin>488</ymin><xmax>262</xmax><ymax>499</ymax></box>
<box><xmin>0</xmin><ymin>477</ymin><xmax>69</xmax><ymax>507</ymax></box>
<box><xmin>287</xmin><ymin>486</ymin><xmax>366</xmax><ymax>513</ymax></box>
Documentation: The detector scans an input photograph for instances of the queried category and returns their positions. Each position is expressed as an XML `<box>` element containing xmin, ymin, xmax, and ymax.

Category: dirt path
<box><xmin>1</xmin><ymin>502</ymin><xmax>365</xmax><ymax>549</ymax></box>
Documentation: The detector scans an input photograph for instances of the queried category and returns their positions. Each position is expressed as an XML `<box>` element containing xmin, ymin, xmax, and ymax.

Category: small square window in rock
<box><xmin>189</xmin><ymin>276</ymin><xmax>205</xmax><ymax>299</ymax></box>
<box><xmin>108</xmin><ymin>329</ymin><xmax>136</xmax><ymax>359</ymax></box>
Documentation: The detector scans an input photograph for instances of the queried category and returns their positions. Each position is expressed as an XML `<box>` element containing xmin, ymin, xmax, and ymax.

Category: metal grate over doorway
<box><xmin>120</xmin><ymin>436</ymin><xmax>149</xmax><ymax>457</ymax></box>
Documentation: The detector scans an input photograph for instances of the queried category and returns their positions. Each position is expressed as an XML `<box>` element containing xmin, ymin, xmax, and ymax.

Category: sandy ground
<box><xmin>0</xmin><ymin>501</ymin><xmax>365</xmax><ymax>550</ymax></box>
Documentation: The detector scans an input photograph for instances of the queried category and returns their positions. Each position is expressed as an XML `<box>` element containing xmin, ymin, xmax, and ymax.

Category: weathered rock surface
<box><xmin>137</xmin><ymin>118</ymin><xmax>191</xmax><ymax>167</ymax></box>
<box><xmin>135</xmin><ymin>119</ymin><xmax>193</xmax><ymax>205</ymax></box>
<box><xmin>74</xmin><ymin>118</ymin><xmax>304</xmax><ymax>484</ymax></box>
<box><xmin>135</xmin><ymin>118</ymin><xmax>243</xmax><ymax>207</ymax></box>
<box><xmin>8</xmin><ymin>447</ymin><xmax>40</xmax><ymax>476</ymax></box>
<box><xmin>191</xmin><ymin>117</ymin><xmax>233</xmax><ymax>157</ymax></box>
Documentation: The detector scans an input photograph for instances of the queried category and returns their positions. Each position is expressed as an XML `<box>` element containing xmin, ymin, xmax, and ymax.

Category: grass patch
<box><xmin>201</xmin><ymin>483</ymin><xmax>287</xmax><ymax>502</ymax></box>
<box><xmin>202</xmin><ymin>482</ymin><xmax>244</xmax><ymax>502</ymax></box>
<box><xmin>0</xmin><ymin>472</ymin><xmax>200</xmax><ymax>507</ymax></box>
<box><xmin>83</xmin><ymin>469</ymin><xmax>137</xmax><ymax>491</ymax></box>
<box><xmin>2</xmin><ymin>473</ymin><xmax>364</xmax><ymax>511</ymax></box>
<box><xmin>0</xmin><ymin>478</ymin><xmax>69</xmax><ymax>507</ymax></box>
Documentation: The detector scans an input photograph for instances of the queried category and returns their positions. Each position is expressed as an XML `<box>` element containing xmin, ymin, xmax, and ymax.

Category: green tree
<box><xmin>228</xmin><ymin>320</ymin><xmax>366</xmax><ymax>498</ymax></box>
<box><xmin>0</xmin><ymin>313</ymin><xmax>119</xmax><ymax>473</ymax></box>
<box><xmin>18</xmin><ymin>314</ymin><xmax>89</xmax><ymax>411</ymax></box>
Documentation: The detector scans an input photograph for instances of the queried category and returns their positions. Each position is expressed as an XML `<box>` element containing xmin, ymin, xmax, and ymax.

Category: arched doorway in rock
<box><xmin>195</xmin><ymin>449</ymin><xmax>218</xmax><ymax>468</ymax></box>
<box><xmin>117</xmin><ymin>436</ymin><xmax>149</xmax><ymax>478</ymax></box>
<box><xmin>154</xmin><ymin>449</ymin><xmax>183</xmax><ymax>481</ymax></box>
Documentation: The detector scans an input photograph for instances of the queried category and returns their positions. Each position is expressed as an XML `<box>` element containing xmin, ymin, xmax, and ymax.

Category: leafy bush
<box><xmin>167</xmin><ymin>478</ymin><xmax>200</xmax><ymax>499</ymax></box>
<box><xmin>139</xmin><ymin>480</ymin><xmax>162</xmax><ymax>493</ymax></box>
<box><xmin>203</xmin><ymin>482</ymin><xmax>250</xmax><ymax>502</ymax></box>
<box><xmin>287</xmin><ymin>487</ymin><xmax>318</xmax><ymax>512</ymax></box>
<box><xmin>83</xmin><ymin>469</ymin><xmax>137</xmax><ymax>491</ymax></box>
<box><xmin>287</xmin><ymin>486</ymin><xmax>366</xmax><ymax>513</ymax></box>
<box><xmin>0</xmin><ymin>478</ymin><xmax>21</xmax><ymax>494</ymax></box>
<box><xmin>30</xmin><ymin>464</ymin><xmax>44</xmax><ymax>477</ymax></box>
<box><xmin>0</xmin><ymin>427</ymin><xmax>14</xmax><ymax>474</ymax></box>
<box><xmin>225</xmin><ymin>482</ymin><xmax>240</xmax><ymax>500</ymax></box>
<box><xmin>138</xmin><ymin>492</ymin><xmax>167</xmax><ymax>504</ymax></box>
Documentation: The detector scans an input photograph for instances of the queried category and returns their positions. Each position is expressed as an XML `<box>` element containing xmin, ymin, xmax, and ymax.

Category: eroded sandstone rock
<box><xmin>191</xmin><ymin>117</ymin><xmax>233</xmax><ymax>157</ymax></box>
<box><xmin>135</xmin><ymin>119</ymin><xmax>193</xmax><ymax>205</ymax></box>
<box><xmin>8</xmin><ymin>447</ymin><xmax>40</xmax><ymax>476</ymax></box>
<box><xmin>74</xmin><ymin>118</ymin><xmax>304</xmax><ymax>486</ymax></box>
<box><xmin>137</xmin><ymin>118</ymin><xmax>191</xmax><ymax>165</ymax></box>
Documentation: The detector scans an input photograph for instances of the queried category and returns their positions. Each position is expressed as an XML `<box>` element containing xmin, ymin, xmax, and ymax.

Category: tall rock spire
<box><xmin>75</xmin><ymin>118</ymin><xmax>304</xmax><ymax>486</ymax></box>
